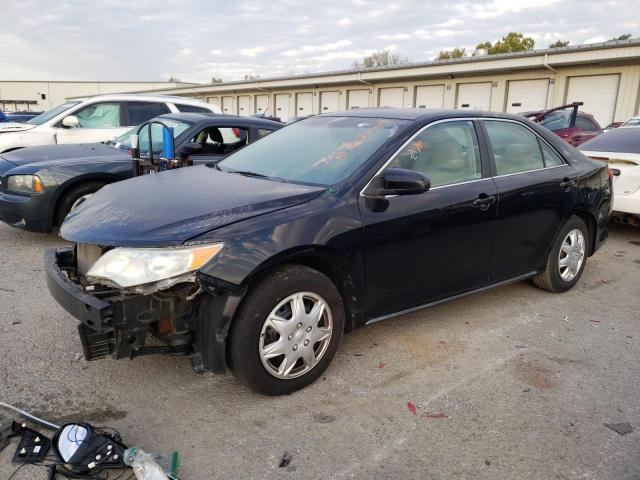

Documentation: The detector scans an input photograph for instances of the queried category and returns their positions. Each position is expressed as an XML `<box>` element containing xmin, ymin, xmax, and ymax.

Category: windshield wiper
<box><xmin>231</xmin><ymin>170</ymin><xmax>269</xmax><ymax>178</ymax></box>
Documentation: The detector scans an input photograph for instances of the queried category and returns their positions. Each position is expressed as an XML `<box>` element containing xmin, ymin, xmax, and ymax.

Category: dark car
<box><xmin>0</xmin><ymin>113</ymin><xmax>282</xmax><ymax>232</ymax></box>
<box><xmin>45</xmin><ymin>108</ymin><xmax>611</xmax><ymax>395</ymax></box>
<box><xmin>5</xmin><ymin>111</ymin><xmax>43</xmax><ymax>123</ymax></box>
<box><xmin>523</xmin><ymin>102</ymin><xmax>602</xmax><ymax>146</ymax></box>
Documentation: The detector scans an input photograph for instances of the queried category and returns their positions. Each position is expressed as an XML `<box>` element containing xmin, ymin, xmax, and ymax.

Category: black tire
<box><xmin>55</xmin><ymin>181</ymin><xmax>106</xmax><ymax>226</ymax></box>
<box><xmin>227</xmin><ymin>265</ymin><xmax>345</xmax><ymax>395</ymax></box>
<box><xmin>533</xmin><ymin>216</ymin><xmax>590</xmax><ymax>293</ymax></box>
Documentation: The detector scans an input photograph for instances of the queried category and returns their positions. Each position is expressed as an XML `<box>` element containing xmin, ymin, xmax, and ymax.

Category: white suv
<box><xmin>0</xmin><ymin>94</ymin><xmax>221</xmax><ymax>153</ymax></box>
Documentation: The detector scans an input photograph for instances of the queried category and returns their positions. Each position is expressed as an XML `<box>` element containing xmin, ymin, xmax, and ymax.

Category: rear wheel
<box><xmin>227</xmin><ymin>265</ymin><xmax>344</xmax><ymax>395</ymax></box>
<box><xmin>533</xmin><ymin>216</ymin><xmax>589</xmax><ymax>292</ymax></box>
<box><xmin>55</xmin><ymin>181</ymin><xmax>105</xmax><ymax>226</ymax></box>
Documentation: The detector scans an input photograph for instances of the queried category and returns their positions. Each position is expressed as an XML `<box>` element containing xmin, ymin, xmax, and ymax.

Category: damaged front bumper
<box><xmin>44</xmin><ymin>246</ymin><xmax>245</xmax><ymax>373</ymax></box>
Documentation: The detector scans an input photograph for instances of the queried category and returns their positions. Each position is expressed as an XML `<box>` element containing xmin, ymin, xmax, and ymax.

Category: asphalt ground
<box><xmin>0</xmin><ymin>222</ymin><xmax>638</xmax><ymax>479</ymax></box>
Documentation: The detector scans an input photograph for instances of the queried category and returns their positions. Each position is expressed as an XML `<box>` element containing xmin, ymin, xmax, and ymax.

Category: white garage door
<box><xmin>457</xmin><ymin>83</ymin><xmax>492</xmax><ymax>111</ymax></box>
<box><xmin>347</xmin><ymin>89</ymin><xmax>369</xmax><ymax>109</ymax></box>
<box><xmin>237</xmin><ymin>96</ymin><xmax>251</xmax><ymax>116</ymax></box>
<box><xmin>506</xmin><ymin>79</ymin><xmax>549</xmax><ymax>113</ymax></box>
<box><xmin>320</xmin><ymin>91</ymin><xmax>340</xmax><ymax>113</ymax></box>
<box><xmin>275</xmin><ymin>93</ymin><xmax>290</xmax><ymax>121</ymax></box>
<box><xmin>296</xmin><ymin>92</ymin><xmax>313</xmax><ymax>116</ymax></box>
<box><xmin>566</xmin><ymin>74</ymin><xmax>620</xmax><ymax>126</ymax></box>
<box><xmin>415</xmin><ymin>85</ymin><xmax>445</xmax><ymax>108</ymax></box>
<box><xmin>206</xmin><ymin>96</ymin><xmax>220</xmax><ymax>108</ymax></box>
<box><xmin>378</xmin><ymin>87</ymin><xmax>404</xmax><ymax>108</ymax></box>
<box><xmin>255</xmin><ymin>94</ymin><xmax>269</xmax><ymax>115</ymax></box>
<box><xmin>221</xmin><ymin>96</ymin><xmax>234</xmax><ymax>114</ymax></box>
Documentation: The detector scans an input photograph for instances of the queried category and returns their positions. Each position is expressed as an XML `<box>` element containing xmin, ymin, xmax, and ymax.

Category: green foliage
<box><xmin>437</xmin><ymin>48</ymin><xmax>466</xmax><ymax>60</ymax></box>
<box><xmin>211</xmin><ymin>77</ymin><xmax>223</xmax><ymax>84</ymax></box>
<box><xmin>243</xmin><ymin>74</ymin><xmax>260</xmax><ymax>81</ymax></box>
<box><xmin>476</xmin><ymin>32</ymin><xmax>535</xmax><ymax>54</ymax></box>
<box><xmin>549</xmin><ymin>40</ymin><xmax>570</xmax><ymax>48</ymax></box>
<box><xmin>611</xmin><ymin>33</ymin><xmax>632</xmax><ymax>40</ymax></box>
<box><xmin>353</xmin><ymin>50</ymin><xmax>409</xmax><ymax>69</ymax></box>
<box><xmin>168</xmin><ymin>76</ymin><xmax>180</xmax><ymax>82</ymax></box>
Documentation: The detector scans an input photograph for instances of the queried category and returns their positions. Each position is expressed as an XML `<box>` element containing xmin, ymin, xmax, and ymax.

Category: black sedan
<box><xmin>0</xmin><ymin>112</ymin><xmax>282</xmax><ymax>232</ymax></box>
<box><xmin>45</xmin><ymin>108</ymin><xmax>611</xmax><ymax>395</ymax></box>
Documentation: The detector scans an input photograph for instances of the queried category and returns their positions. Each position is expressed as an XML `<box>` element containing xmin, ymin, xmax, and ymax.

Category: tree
<box><xmin>549</xmin><ymin>40</ymin><xmax>570</xmax><ymax>48</ymax></box>
<box><xmin>243</xmin><ymin>74</ymin><xmax>260</xmax><ymax>81</ymax></box>
<box><xmin>211</xmin><ymin>77</ymin><xmax>222</xmax><ymax>84</ymax></box>
<box><xmin>168</xmin><ymin>76</ymin><xmax>180</xmax><ymax>82</ymax></box>
<box><xmin>611</xmin><ymin>33</ymin><xmax>632</xmax><ymax>40</ymax></box>
<box><xmin>437</xmin><ymin>48</ymin><xmax>466</xmax><ymax>60</ymax></box>
<box><xmin>353</xmin><ymin>50</ymin><xmax>408</xmax><ymax>69</ymax></box>
<box><xmin>476</xmin><ymin>32</ymin><xmax>535</xmax><ymax>54</ymax></box>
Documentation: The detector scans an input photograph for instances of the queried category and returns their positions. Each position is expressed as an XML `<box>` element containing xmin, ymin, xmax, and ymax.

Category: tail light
<box><xmin>608</xmin><ymin>168</ymin><xmax>614</xmax><ymax>182</ymax></box>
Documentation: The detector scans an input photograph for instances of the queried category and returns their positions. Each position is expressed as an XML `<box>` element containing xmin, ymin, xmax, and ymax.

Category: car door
<box><xmin>482</xmin><ymin>119</ymin><xmax>578</xmax><ymax>283</ymax></box>
<box><xmin>359</xmin><ymin>119</ymin><xmax>498</xmax><ymax>320</ymax></box>
<box><xmin>56</xmin><ymin>102</ymin><xmax>126</xmax><ymax>144</ymax></box>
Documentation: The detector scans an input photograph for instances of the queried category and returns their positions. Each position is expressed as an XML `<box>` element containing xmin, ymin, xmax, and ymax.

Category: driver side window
<box><xmin>190</xmin><ymin>126</ymin><xmax>249</xmax><ymax>155</ymax></box>
<box><xmin>386</xmin><ymin>120</ymin><xmax>482</xmax><ymax>188</ymax></box>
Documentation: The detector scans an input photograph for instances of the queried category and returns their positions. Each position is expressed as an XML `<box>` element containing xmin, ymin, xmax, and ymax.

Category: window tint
<box><xmin>190</xmin><ymin>126</ymin><xmax>249</xmax><ymax>155</ymax></box>
<box><xmin>126</xmin><ymin>102</ymin><xmax>170</xmax><ymax>125</ymax></box>
<box><xmin>175</xmin><ymin>104</ymin><xmax>212</xmax><ymax>113</ymax></box>
<box><xmin>539</xmin><ymin>111</ymin><xmax>571</xmax><ymax>131</ymax></box>
<box><xmin>484</xmin><ymin>121</ymin><xmax>544</xmax><ymax>175</ymax></box>
<box><xmin>576</xmin><ymin>116</ymin><xmax>598</xmax><ymax>132</ymax></box>
<box><xmin>539</xmin><ymin>140</ymin><xmax>565</xmax><ymax>167</ymax></box>
<box><xmin>257</xmin><ymin>128</ymin><xmax>274</xmax><ymax>138</ymax></box>
<box><xmin>387</xmin><ymin>120</ymin><xmax>482</xmax><ymax>187</ymax></box>
<box><xmin>73</xmin><ymin>102</ymin><xmax>121</xmax><ymax>128</ymax></box>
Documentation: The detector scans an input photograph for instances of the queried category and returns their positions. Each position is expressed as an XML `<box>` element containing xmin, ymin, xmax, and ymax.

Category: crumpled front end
<box><xmin>45</xmin><ymin>244</ymin><xmax>245</xmax><ymax>373</ymax></box>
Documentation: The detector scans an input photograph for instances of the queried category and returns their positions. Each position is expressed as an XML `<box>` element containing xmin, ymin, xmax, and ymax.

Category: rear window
<box><xmin>175</xmin><ymin>104</ymin><xmax>212</xmax><ymax>113</ymax></box>
<box><xmin>579</xmin><ymin>129</ymin><xmax>640</xmax><ymax>154</ymax></box>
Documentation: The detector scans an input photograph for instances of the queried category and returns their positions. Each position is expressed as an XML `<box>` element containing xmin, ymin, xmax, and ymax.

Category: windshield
<box><xmin>111</xmin><ymin>119</ymin><xmax>192</xmax><ymax>155</ymax></box>
<box><xmin>622</xmin><ymin>118</ymin><xmax>640</xmax><ymax>128</ymax></box>
<box><xmin>539</xmin><ymin>111</ymin><xmax>572</xmax><ymax>131</ymax></box>
<box><xmin>219</xmin><ymin>116</ymin><xmax>409</xmax><ymax>185</ymax></box>
<box><xmin>26</xmin><ymin>101</ymin><xmax>80</xmax><ymax>125</ymax></box>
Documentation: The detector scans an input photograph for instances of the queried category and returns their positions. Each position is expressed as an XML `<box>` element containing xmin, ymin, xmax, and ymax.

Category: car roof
<box><xmin>320</xmin><ymin>107</ymin><xmax>528</xmax><ymax>122</ymax></box>
<box><xmin>72</xmin><ymin>93</ymin><xmax>215</xmax><ymax>105</ymax></box>
<box><xmin>156</xmin><ymin>112</ymin><xmax>283</xmax><ymax>127</ymax></box>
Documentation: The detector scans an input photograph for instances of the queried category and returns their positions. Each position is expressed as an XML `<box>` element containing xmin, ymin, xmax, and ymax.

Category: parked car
<box><xmin>523</xmin><ymin>102</ymin><xmax>602</xmax><ymax>146</ymax></box>
<box><xmin>603</xmin><ymin>121</ymin><xmax>623</xmax><ymax>132</ymax></box>
<box><xmin>620</xmin><ymin>116</ymin><xmax>640</xmax><ymax>128</ymax></box>
<box><xmin>3</xmin><ymin>111</ymin><xmax>43</xmax><ymax>123</ymax></box>
<box><xmin>0</xmin><ymin>112</ymin><xmax>282</xmax><ymax>232</ymax></box>
<box><xmin>0</xmin><ymin>94</ymin><xmax>221</xmax><ymax>153</ymax></box>
<box><xmin>579</xmin><ymin>127</ymin><xmax>640</xmax><ymax>223</ymax></box>
<box><xmin>45</xmin><ymin>108</ymin><xmax>611</xmax><ymax>395</ymax></box>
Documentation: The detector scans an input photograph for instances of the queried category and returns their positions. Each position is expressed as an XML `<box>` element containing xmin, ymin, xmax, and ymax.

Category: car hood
<box><xmin>0</xmin><ymin>122</ymin><xmax>36</xmax><ymax>133</ymax></box>
<box><xmin>60</xmin><ymin>165</ymin><xmax>326</xmax><ymax>247</ymax></box>
<box><xmin>0</xmin><ymin>143</ymin><xmax>127</xmax><ymax>167</ymax></box>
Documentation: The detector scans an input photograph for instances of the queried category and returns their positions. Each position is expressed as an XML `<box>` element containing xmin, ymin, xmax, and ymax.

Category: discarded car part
<box><xmin>52</xmin><ymin>423</ymin><xmax>127</xmax><ymax>475</ymax></box>
<box><xmin>0</xmin><ymin>400</ymin><xmax>60</xmax><ymax>430</ymax></box>
<box><xmin>12</xmin><ymin>426</ymin><xmax>50</xmax><ymax>464</ymax></box>
<box><xmin>523</xmin><ymin>102</ymin><xmax>603</xmax><ymax>146</ymax></box>
<box><xmin>124</xmin><ymin>447</ymin><xmax>181</xmax><ymax>479</ymax></box>
<box><xmin>604</xmin><ymin>422</ymin><xmax>634</xmax><ymax>435</ymax></box>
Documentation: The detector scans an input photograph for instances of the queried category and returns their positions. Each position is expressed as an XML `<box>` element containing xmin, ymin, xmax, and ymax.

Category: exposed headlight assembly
<box><xmin>7</xmin><ymin>174</ymin><xmax>44</xmax><ymax>193</ymax></box>
<box><xmin>86</xmin><ymin>243</ymin><xmax>224</xmax><ymax>289</ymax></box>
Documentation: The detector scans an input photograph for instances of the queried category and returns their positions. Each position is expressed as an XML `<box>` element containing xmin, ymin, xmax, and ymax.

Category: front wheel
<box><xmin>533</xmin><ymin>216</ymin><xmax>589</xmax><ymax>293</ymax></box>
<box><xmin>227</xmin><ymin>265</ymin><xmax>344</xmax><ymax>395</ymax></box>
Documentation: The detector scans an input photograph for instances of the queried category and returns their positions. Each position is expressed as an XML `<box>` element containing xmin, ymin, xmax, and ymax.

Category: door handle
<box><xmin>473</xmin><ymin>194</ymin><xmax>496</xmax><ymax>210</ymax></box>
<box><xmin>560</xmin><ymin>178</ymin><xmax>575</xmax><ymax>191</ymax></box>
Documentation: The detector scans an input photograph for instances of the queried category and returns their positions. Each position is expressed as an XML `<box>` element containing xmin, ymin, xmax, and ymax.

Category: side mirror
<box><xmin>62</xmin><ymin>115</ymin><xmax>79</xmax><ymax>128</ymax></box>
<box><xmin>177</xmin><ymin>142</ymin><xmax>202</xmax><ymax>158</ymax></box>
<box><xmin>372</xmin><ymin>168</ymin><xmax>430</xmax><ymax>196</ymax></box>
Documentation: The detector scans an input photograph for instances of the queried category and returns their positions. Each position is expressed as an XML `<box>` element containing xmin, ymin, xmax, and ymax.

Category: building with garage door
<box><xmin>130</xmin><ymin>39</ymin><xmax>640</xmax><ymax>126</ymax></box>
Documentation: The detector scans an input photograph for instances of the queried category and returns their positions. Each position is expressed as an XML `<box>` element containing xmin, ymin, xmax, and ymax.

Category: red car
<box><xmin>523</xmin><ymin>102</ymin><xmax>602</xmax><ymax>147</ymax></box>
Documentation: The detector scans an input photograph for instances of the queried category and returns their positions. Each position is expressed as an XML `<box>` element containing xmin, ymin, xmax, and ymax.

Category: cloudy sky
<box><xmin>1</xmin><ymin>0</ymin><xmax>638</xmax><ymax>84</ymax></box>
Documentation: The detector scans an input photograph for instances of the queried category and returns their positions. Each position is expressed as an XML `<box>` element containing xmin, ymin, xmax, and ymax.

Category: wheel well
<box><xmin>571</xmin><ymin>210</ymin><xmax>596</xmax><ymax>256</ymax></box>
<box><xmin>52</xmin><ymin>178</ymin><xmax>109</xmax><ymax>226</ymax></box>
<box><xmin>243</xmin><ymin>252</ymin><xmax>360</xmax><ymax>332</ymax></box>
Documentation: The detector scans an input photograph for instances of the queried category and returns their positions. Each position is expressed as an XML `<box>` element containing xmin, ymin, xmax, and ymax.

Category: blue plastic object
<box><xmin>162</xmin><ymin>126</ymin><xmax>174</xmax><ymax>160</ymax></box>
